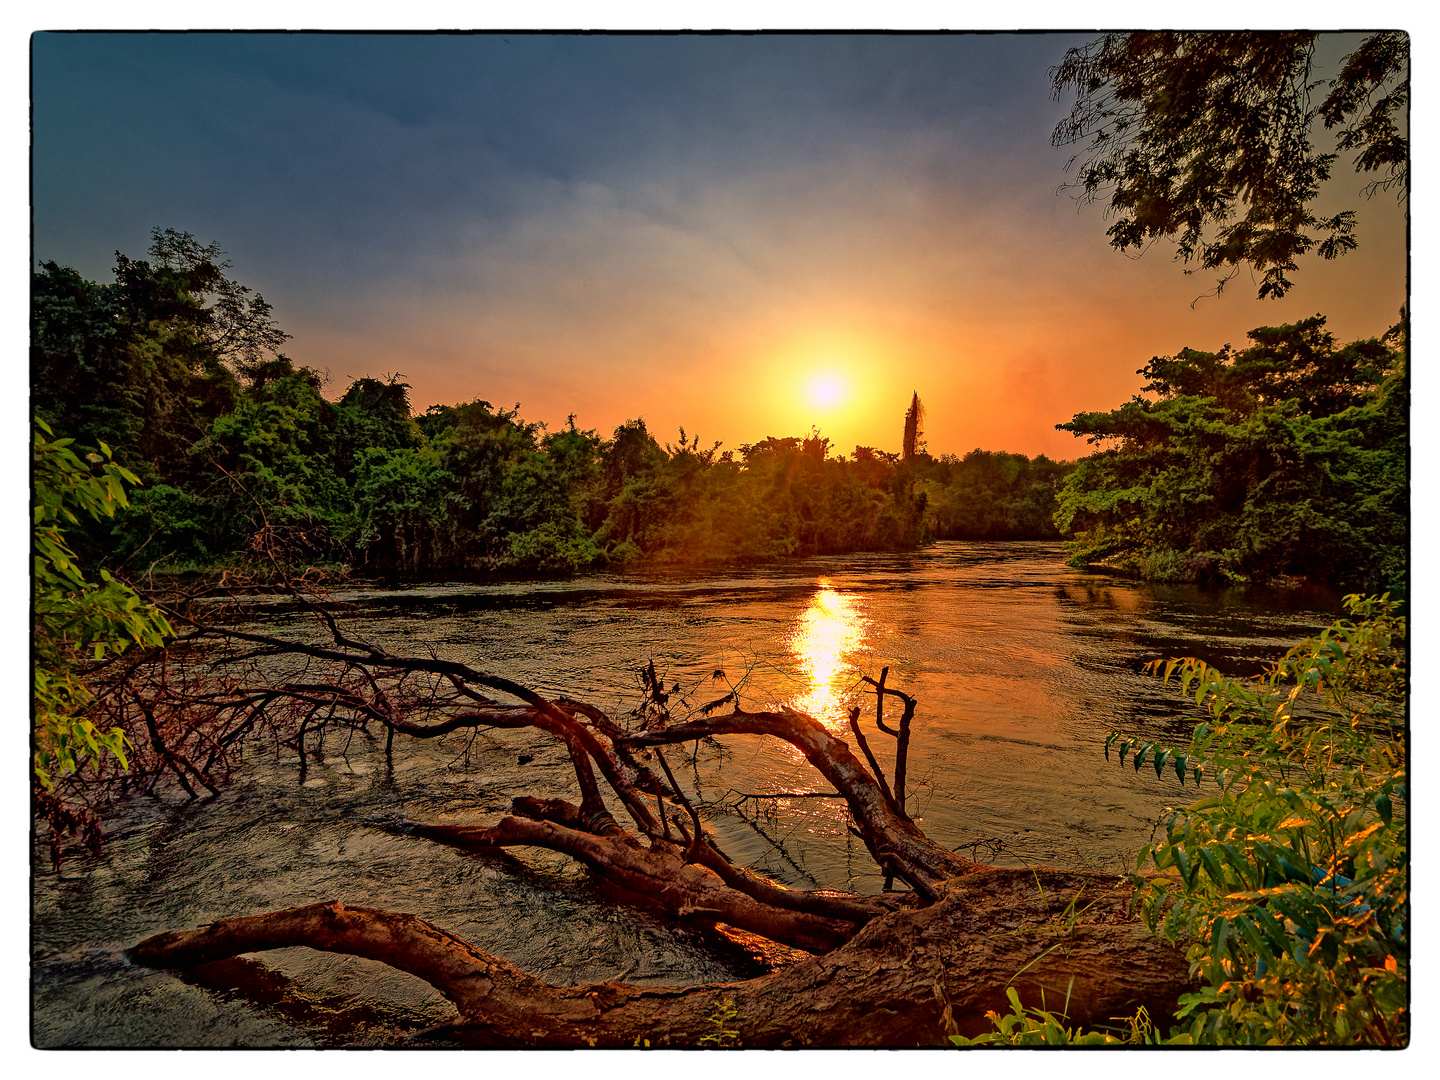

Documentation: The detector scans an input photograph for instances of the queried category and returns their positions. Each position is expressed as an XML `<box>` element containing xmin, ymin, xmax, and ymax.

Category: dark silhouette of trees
<box><xmin>901</xmin><ymin>392</ymin><xmax>925</xmax><ymax>461</ymax></box>
<box><xmin>1051</xmin><ymin>32</ymin><xmax>1408</xmax><ymax>299</ymax></box>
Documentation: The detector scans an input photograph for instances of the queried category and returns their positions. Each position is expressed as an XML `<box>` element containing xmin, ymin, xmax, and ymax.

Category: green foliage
<box><xmin>33</xmin><ymin>419</ymin><xmax>172</xmax><ymax>786</ymax></box>
<box><xmin>920</xmin><ymin>449</ymin><xmax>1070</xmax><ymax>540</ymax></box>
<box><xmin>193</xmin><ymin>365</ymin><xmax>349</xmax><ymax>558</ymax></box>
<box><xmin>1108</xmin><ymin>596</ymin><xmax>1406</xmax><ymax>1045</ymax></box>
<box><xmin>333</xmin><ymin>375</ymin><xmax>423</xmax><ymax>478</ymax></box>
<box><xmin>32</xmin><ymin>229</ymin><xmax>1056</xmax><ymax>580</ymax></box>
<box><xmin>33</xmin><ymin>227</ymin><xmax>288</xmax><ymax>486</ymax></box>
<box><xmin>1055</xmin><ymin>317</ymin><xmax>1406</xmax><ymax>592</ymax></box>
<box><xmin>949</xmin><ymin>987</ymin><xmax>1184</xmax><ymax>1046</ymax></box>
<box><xmin>107</xmin><ymin>482</ymin><xmax>221</xmax><ymax>567</ymax></box>
<box><xmin>698</xmin><ymin>996</ymin><xmax>741</xmax><ymax>1047</ymax></box>
<box><xmin>588</xmin><ymin>426</ymin><xmax>926</xmax><ymax>567</ymax></box>
<box><xmin>957</xmin><ymin>597</ymin><xmax>1406</xmax><ymax>1047</ymax></box>
<box><xmin>351</xmin><ymin>443</ymin><xmax>455</xmax><ymax>575</ymax></box>
<box><xmin>1051</xmin><ymin>32</ymin><xmax>1408</xmax><ymax>299</ymax></box>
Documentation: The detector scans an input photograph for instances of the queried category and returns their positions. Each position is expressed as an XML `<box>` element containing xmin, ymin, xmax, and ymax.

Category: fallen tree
<box><xmin>88</xmin><ymin>581</ymin><xmax>1194</xmax><ymax>1046</ymax></box>
<box><xmin>131</xmin><ymin>870</ymin><xmax>1191</xmax><ymax>1047</ymax></box>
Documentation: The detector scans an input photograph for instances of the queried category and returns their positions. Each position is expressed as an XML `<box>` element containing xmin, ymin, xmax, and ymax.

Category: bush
<box><xmin>504</xmin><ymin>520</ymin><xmax>604</xmax><ymax>574</ymax></box>
<box><xmin>957</xmin><ymin>596</ymin><xmax>1406</xmax><ymax>1046</ymax></box>
<box><xmin>1109</xmin><ymin>595</ymin><xmax>1407</xmax><ymax>1045</ymax></box>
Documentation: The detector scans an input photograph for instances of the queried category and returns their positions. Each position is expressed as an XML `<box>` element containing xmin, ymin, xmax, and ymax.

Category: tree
<box><xmin>1050</xmin><ymin>32</ymin><xmax>1408</xmax><ymax>299</ymax></box>
<box><xmin>1053</xmin><ymin>318</ymin><xmax>1406</xmax><ymax>591</ymax></box>
<box><xmin>901</xmin><ymin>392</ymin><xmax>926</xmax><ymax>460</ymax></box>
<box><xmin>332</xmin><ymin>376</ymin><xmax>424</xmax><ymax>481</ymax></box>
<box><xmin>33</xmin><ymin>228</ymin><xmax>291</xmax><ymax>477</ymax></box>
<box><xmin>34</xmin><ymin>230</ymin><xmax>297</xmax><ymax>572</ymax></box>
<box><xmin>920</xmin><ymin>450</ymin><xmax>1070</xmax><ymax>540</ymax></box>
<box><xmin>351</xmin><ymin>444</ymin><xmax>456</xmax><ymax>575</ymax></box>
<box><xmin>190</xmin><ymin>365</ymin><xmax>348</xmax><ymax>562</ymax></box>
<box><xmin>142</xmin><ymin>227</ymin><xmax>291</xmax><ymax>377</ymax></box>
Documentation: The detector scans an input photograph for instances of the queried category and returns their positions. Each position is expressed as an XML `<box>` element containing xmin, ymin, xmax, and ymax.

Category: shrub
<box><xmin>1108</xmin><ymin>595</ymin><xmax>1406</xmax><ymax>1045</ymax></box>
<box><xmin>957</xmin><ymin>596</ymin><xmax>1406</xmax><ymax>1046</ymax></box>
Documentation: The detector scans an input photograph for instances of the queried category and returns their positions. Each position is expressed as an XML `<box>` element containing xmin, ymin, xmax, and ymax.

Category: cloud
<box><xmin>32</xmin><ymin>32</ymin><xmax>1408</xmax><ymax>458</ymax></box>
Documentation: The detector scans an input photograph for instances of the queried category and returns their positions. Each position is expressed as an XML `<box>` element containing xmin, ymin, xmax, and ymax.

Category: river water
<box><xmin>31</xmin><ymin>541</ymin><xmax>1339</xmax><ymax>1047</ymax></box>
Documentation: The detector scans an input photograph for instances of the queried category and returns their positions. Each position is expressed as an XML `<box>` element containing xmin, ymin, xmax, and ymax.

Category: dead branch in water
<box><xmin>69</xmin><ymin>572</ymin><xmax>1191</xmax><ymax>1045</ymax></box>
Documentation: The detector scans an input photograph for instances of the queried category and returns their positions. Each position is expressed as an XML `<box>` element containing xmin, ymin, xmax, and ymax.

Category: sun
<box><xmin>807</xmin><ymin>372</ymin><xmax>848</xmax><ymax>410</ymax></box>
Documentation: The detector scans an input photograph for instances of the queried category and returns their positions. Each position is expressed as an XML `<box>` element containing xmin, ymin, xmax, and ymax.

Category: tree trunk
<box><xmin>624</xmin><ymin>708</ymin><xmax>976</xmax><ymax>899</ymax></box>
<box><xmin>130</xmin><ymin>866</ymin><xmax>1193</xmax><ymax>1047</ymax></box>
<box><xmin>388</xmin><ymin>808</ymin><xmax>872</xmax><ymax>954</ymax></box>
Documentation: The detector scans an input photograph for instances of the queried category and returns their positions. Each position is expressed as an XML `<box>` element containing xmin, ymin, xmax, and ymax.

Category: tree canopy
<box><xmin>1050</xmin><ymin>32</ymin><xmax>1408</xmax><ymax>299</ymax></box>
<box><xmin>35</xmin><ymin>231</ymin><xmax>1070</xmax><ymax>583</ymax></box>
<box><xmin>1054</xmin><ymin>316</ymin><xmax>1406</xmax><ymax>592</ymax></box>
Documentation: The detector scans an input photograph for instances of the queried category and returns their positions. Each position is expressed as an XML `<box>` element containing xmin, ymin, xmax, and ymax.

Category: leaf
<box><xmin>1154</xmin><ymin>749</ymin><xmax>1171</xmax><ymax>779</ymax></box>
<box><xmin>1233</xmin><ymin>914</ymin><xmax>1270</xmax><ymax>959</ymax></box>
<box><xmin>1198</xmin><ymin>846</ymin><xmax>1227</xmax><ymax>887</ymax></box>
<box><xmin>1174</xmin><ymin>752</ymin><xmax>1189</xmax><ymax>784</ymax></box>
<box><xmin>1209</xmin><ymin>916</ymin><xmax>1230</xmax><ymax>981</ymax></box>
<box><xmin>1117</xmin><ymin>739</ymin><xmax>1130</xmax><ymax>767</ymax></box>
<box><xmin>1133</xmin><ymin>742</ymin><xmax>1153</xmax><ymax>771</ymax></box>
<box><xmin>1249</xmin><ymin>905</ymin><xmax>1289</xmax><ymax>954</ymax></box>
<box><xmin>1375</xmin><ymin>791</ymin><xmax>1392</xmax><ymax>826</ymax></box>
<box><xmin>1346</xmin><ymin>822</ymin><xmax>1384</xmax><ymax>848</ymax></box>
<box><xmin>1174</xmin><ymin>845</ymin><xmax>1195</xmax><ymax>888</ymax></box>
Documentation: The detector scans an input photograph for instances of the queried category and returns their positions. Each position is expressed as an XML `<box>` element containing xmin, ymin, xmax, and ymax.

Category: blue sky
<box><xmin>31</xmin><ymin>30</ymin><xmax>1408</xmax><ymax>458</ymax></box>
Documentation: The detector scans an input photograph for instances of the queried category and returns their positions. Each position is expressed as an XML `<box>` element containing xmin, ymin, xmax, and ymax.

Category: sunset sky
<box><xmin>31</xmin><ymin>30</ymin><xmax>1409</xmax><ymax>461</ymax></box>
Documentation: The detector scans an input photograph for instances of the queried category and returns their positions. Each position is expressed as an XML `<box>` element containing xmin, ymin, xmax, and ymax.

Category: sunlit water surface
<box><xmin>32</xmin><ymin>542</ymin><xmax>1338</xmax><ymax>1047</ymax></box>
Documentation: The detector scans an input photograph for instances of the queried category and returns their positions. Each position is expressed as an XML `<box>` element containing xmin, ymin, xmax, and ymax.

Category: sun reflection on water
<box><xmin>788</xmin><ymin>581</ymin><xmax>867</xmax><ymax>726</ymax></box>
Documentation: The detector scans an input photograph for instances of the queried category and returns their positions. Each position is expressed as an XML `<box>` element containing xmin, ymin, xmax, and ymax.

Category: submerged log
<box><xmin>387</xmin><ymin>808</ymin><xmax>867</xmax><ymax>954</ymax></box>
<box><xmin>130</xmin><ymin>866</ymin><xmax>1193</xmax><ymax>1047</ymax></box>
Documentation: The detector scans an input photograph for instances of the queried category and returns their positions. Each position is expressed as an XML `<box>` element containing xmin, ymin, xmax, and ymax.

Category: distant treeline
<box><xmin>33</xmin><ymin>230</ymin><xmax>1071</xmax><ymax>579</ymax></box>
<box><xmin>919</xmin><ymin>452</ymin><xmax>1071</xmax><ymax>541</ymax></box>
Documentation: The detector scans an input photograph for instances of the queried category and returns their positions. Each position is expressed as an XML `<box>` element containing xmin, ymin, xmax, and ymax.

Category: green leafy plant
<box><xmin>698</xmin><ymin>996</ymin><xmax>741</xmax><ymax>1047</ymax></box>
<box><xmin>949</xmin><ymin>984</ymin><xmax>1184</xmax><ymax>1046</ymax></box>
<box><xmin>33</xmin><ymin>418</ymin><xmax>172</xmax><ymax>786</ymax></box>
<box><xmin>1107</xmin><ymin>595</ymin><xmax>1406</xmax><ymax>1045</ymax></box>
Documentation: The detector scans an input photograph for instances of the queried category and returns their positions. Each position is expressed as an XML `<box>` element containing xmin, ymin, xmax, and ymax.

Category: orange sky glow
<box><xmin>33</xmin><ymin>32</ymin><xmax>1409</xmax><ymax>462</ymax></box>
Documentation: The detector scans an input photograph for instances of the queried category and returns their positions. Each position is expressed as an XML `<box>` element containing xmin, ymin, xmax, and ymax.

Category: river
<box><xmin>31</xmin><ymin>541</ymin><xmax>1339</xmax><ymax>1047</ymax></box>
